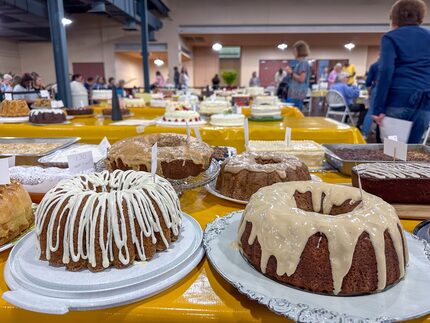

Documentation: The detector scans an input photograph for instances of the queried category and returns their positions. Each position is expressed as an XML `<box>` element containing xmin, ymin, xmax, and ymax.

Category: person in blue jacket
<box><xmin>361</xmin><ymin>59</ymin><xmax>379</xmax><ymax>138</ymax></box>
<box><xmin>372</xmin><ymin>0</ymin><xmax>430</xmax><ymax>143</ymax></box>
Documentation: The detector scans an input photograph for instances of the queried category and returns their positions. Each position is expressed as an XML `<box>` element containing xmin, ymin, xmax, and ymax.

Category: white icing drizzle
<box><xmin>30</xmin><ymin>108</ymin><xmax>65</xmax><ymax>115</ymax></box>
<box><xmin>35</xmin><ymin>170</ymin><xmax>182</xmax><ymax>269</ymax></box>
<box><xmin>354</xmin><ymin>162</ymin><xmax>430</xmax><ymax>179</ymax></box>
<box><xmin>238</xmin><ymin>181</ymin><xmax>408</xmax><ymax>295</ymax></box>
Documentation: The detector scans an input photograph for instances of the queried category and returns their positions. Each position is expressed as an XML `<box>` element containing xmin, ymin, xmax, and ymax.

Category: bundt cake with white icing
<box><xmin>238</xmin><ymin>181</ymin><xmax>408</xmax><ymax>295</ymax></box>
<box><xmin>35</xmin><ymin>170</ymin><xmax>182</xmax><ymax>272</ymax></box>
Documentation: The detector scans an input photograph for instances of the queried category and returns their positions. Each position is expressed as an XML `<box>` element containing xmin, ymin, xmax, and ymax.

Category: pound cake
<box><xmin>0</xmin><ymin>100</ymin><xmax>30</xmax><ymax>117</ymax></box>
<box><xmin>0</xmin><ymin>182</ymin><xmax>33</xmax><ymax>246</ymax></box>
<box><xmin>247</xmin><ymin>140</ymin><xmax>325</xmax><ymax>168</ymax></box>
<box><xmin>216</xmin><ymin>152</ymin><xmax>311</xmax><ymax>201</ymax></box>
<box><xmin>36</xmin><ymin>170</ymin><xmax>182</xmax><ymax>271</ymax></box>
<box><xmin>352</xmin><ymin>163</ymin><xmax>430</xmax><ymax>204</ymax></box>
<box><xmin>107</xmin><ymin>133</ymin><xmax>213</xmax><ymax>179</ymax></box>
<box><xmin>238</xmin><ymin>181</ymin><xmax>408</xmax><ymax>295</ymax></box>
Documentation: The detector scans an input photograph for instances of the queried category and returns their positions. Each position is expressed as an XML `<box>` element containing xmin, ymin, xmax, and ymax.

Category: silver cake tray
<box><xmin>204</xmin><ymin>211</ymin><xmax>430</xmax><ymax>323</ymax></box>
<box><xmin>205</xmin><ymin>175</ymin><xmax>322</xmax><ymax>205</ymax></box>
<box><xmin>323</xmin><ymin>144</ymin><xmax>430</xmax><ymax>175</ymax></box>
<box><xmin>169</xmin><ymin>159</ymin><xmax>220</xmax><ymax>193</ymax></box>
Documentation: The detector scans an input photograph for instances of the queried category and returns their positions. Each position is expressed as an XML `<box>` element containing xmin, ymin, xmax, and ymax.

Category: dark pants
<box><xmin>349</xmin><ymin>103</ymin><xmax>366</xmax><ymax>128</ymax></box>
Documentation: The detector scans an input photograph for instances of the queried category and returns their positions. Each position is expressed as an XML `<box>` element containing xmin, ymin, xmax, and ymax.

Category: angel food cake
<box><xmin>247</xmin><ymin>140</ymin><xmax>325</xmax><ymax>168</ymax></box>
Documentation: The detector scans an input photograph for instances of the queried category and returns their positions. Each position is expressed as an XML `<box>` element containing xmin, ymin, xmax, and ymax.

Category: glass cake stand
<box><xmin>169</xmin><ymin>159</ymin><xmax>220</xmax><ymax>194</ymax></box>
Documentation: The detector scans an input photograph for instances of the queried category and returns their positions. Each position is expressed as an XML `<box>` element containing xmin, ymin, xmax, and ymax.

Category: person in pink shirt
<box><xmin>155</xmin><ymin>71</ymin><xmax>165</xmax><ymax>87</ymax></box>
<box><xmin>328</xmin><ymin>63</ymin><xmax>342</xmax><ymax>89</ymax></box>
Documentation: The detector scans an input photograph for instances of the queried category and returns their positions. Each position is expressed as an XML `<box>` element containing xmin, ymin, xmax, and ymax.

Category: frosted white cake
<box><xmin>247</xmin><ymin>140</ymin><xmax>325</xmax><ymax>168</ymax></box>
<box><xmin>163</xmin><ymin>103</ymin><xmax>201</xmax><ymax>123</ymax></box>
<box><xmin>247</xmin><ymin>87</ymin><xmax>265</xmax><ymax>96</ymax></box>
<box><xmin>150</xmin><ymin>99</ymin><xmax>167</xmax><ymax>108</ymax></box>
<box><xmin>251</xmin><ymin>105</ymin><xmax>281</xmax><ymax>117</ymax></box>
<box><xmin>210</xmin><ymin>113</ymin><xmax>244</xmax><ymax>127</ymax></box>
<box><xmin>253</xmin><ymin>95</ymin><xmax>280</xmax><ymax>106</ymax></box>
<box><xmin>123</xmin><ymin>98</ymin><xmax>146</xmax><ymax>108</ymax></box>
<box><xmin>200</xmin><ymin>100</ymin><xmax>231</xmax><ymax>115</ymax></box>
<box><xmin>178</xmin><ymin>94</ymin><xmax>199</xmax><ymax>105</ymax></box>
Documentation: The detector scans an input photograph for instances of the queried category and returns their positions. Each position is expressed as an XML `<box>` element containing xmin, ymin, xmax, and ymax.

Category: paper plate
<box><xmin>0</xmin><ymin>116</ymin><xmax>28</xmax><ymax>123</ymax></box>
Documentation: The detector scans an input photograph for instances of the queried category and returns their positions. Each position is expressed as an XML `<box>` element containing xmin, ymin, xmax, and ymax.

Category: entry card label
<box><xmin>384</xmin><ymin>138</ymin><xmax>408</xmax><ymax>161</ymax></box>
<box><xmin>67</xmin><ymin>151</ymin><xmax>95</xmax><ymax>174</ymax></box>
<box><xmin>0</xmin><ymin>158</ymin><xmax>10</xmax><ymax>185</ymax></box>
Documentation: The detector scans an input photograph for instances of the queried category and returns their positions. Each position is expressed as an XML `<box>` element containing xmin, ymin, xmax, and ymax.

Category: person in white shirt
<box><xmin>13</xmin><ymin>73</ymin><xmax>36</xmax><ymax>103</ymax></box>
<box><xmin>70</xmin><ymin>74</ymin><xmax>89</xmax><ymax>107</ymax></box>
<box><xmin>1</xmin><ymin>74</ymin><xmax>13</xmax><ymax>92</ymax></box>
<box><xmin>274</xmin><ymin>68</ymin><xmax>287</xmax><ymax>91</ymax></box>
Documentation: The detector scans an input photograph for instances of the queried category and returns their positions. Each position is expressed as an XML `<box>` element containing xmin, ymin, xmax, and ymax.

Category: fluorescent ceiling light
<box><xmin>212</xmin><ymin>43</ymin><xmax>223</xmax><ymax>51</ymax></box>
<box><xmin>344</xmin><ymin>42</ymin><xmax>356</xmax><ymax>51</ymax></box>
<box><xmin>154</xmin><ymin>59</ymin><xmax>164</xmax><ymax>66</ymax></box>
<box><xmin>277</xmin><ymin>43</ymin><xmax>288</xmax><ymax>50</ymax></box>
<box><xmin>61</xmin><ymin>17</ymin><xmax>73</xmax><ymax>26</ymax></box>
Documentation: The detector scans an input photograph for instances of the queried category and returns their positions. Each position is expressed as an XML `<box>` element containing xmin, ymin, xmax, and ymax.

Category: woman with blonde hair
<box><xmin>285</xmin><ymin>40</ymin><xmax>311</xmax><ymax>110</ymax></box>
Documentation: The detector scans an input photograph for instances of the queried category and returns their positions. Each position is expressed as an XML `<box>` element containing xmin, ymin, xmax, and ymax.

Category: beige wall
<box><xmin>115</xmin><ymin>53</ymin><xmax>169</xmax><ymax>87</ymax></box>
<box><xmin>0</xmin><ymin>39</ymin><xmax>21</xmax><ymax>75</ymax></box>
<box><xmin>193</xmin><ymin>47</ymin><xmax>219</xmax><ymax>87</ymax></box>
<box><xmin>191</xmin><ymin>45</ymin><xmax>372</xmax><ymax>87</ymax></box>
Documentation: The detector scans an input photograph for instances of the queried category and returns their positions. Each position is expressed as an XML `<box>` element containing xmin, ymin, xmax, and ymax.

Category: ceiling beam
<box><xmin>148</xmin><ymin>0</ymin><xmax>169</xmax><ymax>17</ymax></box>
<box><xmin>1</xmin><ymin>0</ymin><xmax>47</xmax><ymax>17</ymax></box>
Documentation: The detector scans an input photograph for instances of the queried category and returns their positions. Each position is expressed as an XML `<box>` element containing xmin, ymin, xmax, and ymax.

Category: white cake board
<box><xmin>3</xmin><ymin>213</ymin><xmax>203</xmax><ymax>314</ymax></box>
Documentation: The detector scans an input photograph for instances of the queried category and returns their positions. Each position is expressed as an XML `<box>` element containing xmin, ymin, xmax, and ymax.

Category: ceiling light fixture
<box><xmin>61</xmin><ymin>17</ymin><xmax>73</xmax><ymax>26</ymax></box>
<box><xmin>212</xmin><ymin>42</ymin><xmax>223</xmax><ymax>51</ymax></box>
<box><xmin>154</xmin><ymin>59</ymin><xmax>164</xmax><ymax>67</ymax></box>
<box><xmin>277</xmin><ymin>43</ymin><xmax>288</xmax><ymax>50</ymax></box>
<box><xmin>344</xmin><ymin>42</ymin><xmax>356</xmax><ymax>51</ymax></box>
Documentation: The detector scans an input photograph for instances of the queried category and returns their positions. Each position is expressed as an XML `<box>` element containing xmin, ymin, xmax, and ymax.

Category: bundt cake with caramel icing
<box><xmin>238</xmin><ymin>181</ymin><xmax>408</xmax><ymax>295</ymax></box>
<box><xmin>35</xmin><ymin>170</ymin><xmax>182</xmax><ymax>272</ymax></box>
<box><xmin>216</xmin><ymin>152</ymin><xmax>311</xmax><ymax>201</ymax></box>
<box><xmin>0</xmin><ymin>99</ymin><xmax>30</xmax><ymax>117</ymax></box>
<box><xmin>107</xmin><ymin>133</ymin><xmax>213</xmax><ymax>180</ymax></box>
<box><xmin>0</xmin><ymin>182</ymin><xmax>33</xmax><ymax>246</ymax></box>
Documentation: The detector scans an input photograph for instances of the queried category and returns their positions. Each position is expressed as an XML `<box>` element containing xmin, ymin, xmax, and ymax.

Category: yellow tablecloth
<box><xmin>0</xmin><ymin>116</ymin><xmax>364</xmax><ymax>152</ymax></box>
<box><xmin>0</xmin><ymin>172</ymin><xmax>427</xmax><ymax>323</ymax></box>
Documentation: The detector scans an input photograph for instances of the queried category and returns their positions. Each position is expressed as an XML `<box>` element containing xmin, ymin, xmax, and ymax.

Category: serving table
<box><xmin>0</xmin><ymin>171</ymin><xmax>427</xmax><ymax>322</ymax></box>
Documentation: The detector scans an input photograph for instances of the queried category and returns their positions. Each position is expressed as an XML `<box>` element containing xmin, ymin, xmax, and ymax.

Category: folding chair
<box><xmin>325</xmin><ymin>90</ymin><xmax>356</xmax><ymax>126</ymax></box>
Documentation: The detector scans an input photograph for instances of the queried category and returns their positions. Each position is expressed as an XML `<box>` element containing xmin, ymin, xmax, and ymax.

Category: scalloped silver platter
<box><xmin>413</xmin><ymin>220</ymin><xmax>430</xmax><ymax>242</ymax></box>
<box><xmin>169</xmin><ymin>159</ymin><xmax>220</xmax><ymax>192</ymax></box>
<box><xmin>3</xmin><ymin>213</ymin><xmax>204</xmax><ymax>314</ymax></box>
<box><xmin>204</xmin><ymin>211</ymin><xmax>430</xmax><ymax>323</ymax></box>
<box><xmin>205</xmin><ymin>175</ymin><xmax>322</xmax><ymax>205</ymax></box>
